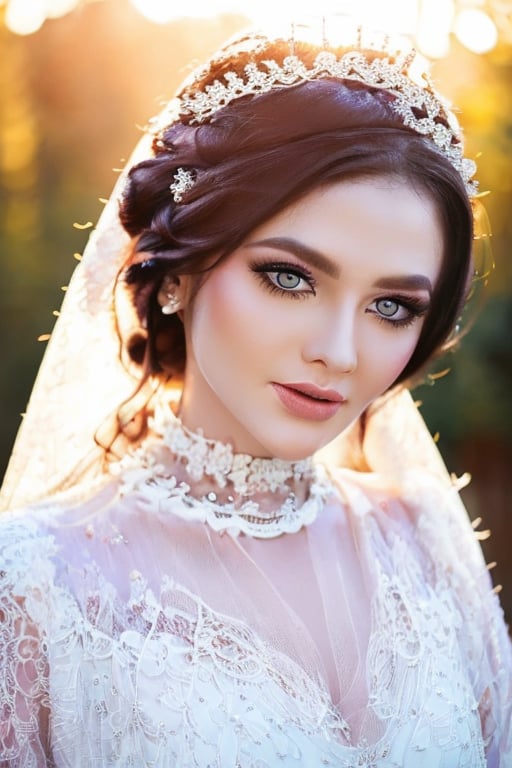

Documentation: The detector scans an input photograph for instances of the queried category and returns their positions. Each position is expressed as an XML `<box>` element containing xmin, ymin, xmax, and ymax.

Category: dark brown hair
<box><xmin>119</xmin><ymin>41</ymin><xmax>473</xmax><ymax>388</ymax></box>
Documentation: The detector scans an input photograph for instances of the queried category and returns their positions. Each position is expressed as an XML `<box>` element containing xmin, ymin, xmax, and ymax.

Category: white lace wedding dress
<box><xmin>1</xmin><ymin>405</ymin><xmax>511</xmax><ymax>767</ymax></box>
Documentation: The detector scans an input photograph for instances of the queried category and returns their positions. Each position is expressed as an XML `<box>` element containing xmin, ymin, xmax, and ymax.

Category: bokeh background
<box><xmin>0</xmin><ymin>0</ymin><xmax>511</xmax><ymax>624</ymax></box>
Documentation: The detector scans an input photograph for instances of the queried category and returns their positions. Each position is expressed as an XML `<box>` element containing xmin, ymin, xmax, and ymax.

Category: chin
<box><xmin>259</xmin><ymin>432</ymin><xmax>337</xmax><ymax>463</ymax></box>
<box><xmin>260</xmin><ymin>413</ymin><xmax>363</xmax><ymax>463</ymax></box>
<box><xmin>273</xmin><ymin>447</ymin><xmax>317</xmax><ymax>462</ymax></box>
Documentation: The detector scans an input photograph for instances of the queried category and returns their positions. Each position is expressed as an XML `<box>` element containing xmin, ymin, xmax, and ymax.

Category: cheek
<box><xmin>365</xmin><ymin>329</ymin><xmax>422</xmax><ymax>387</ymax></box>
<box><xmin>190</xmin><ymin>272</ymin><xmax>262</xmax><ymax>361</ymax></box>
<box><xmin>387</xmin><ymin>347</ymin><xmax>417</xmax><ymax>381</ymax></box>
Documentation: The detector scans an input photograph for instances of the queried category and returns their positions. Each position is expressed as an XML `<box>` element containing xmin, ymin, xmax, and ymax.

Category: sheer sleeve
<box><xmin>0</xmin><ymin>517</ymin><xmax>52</xmax><ymax>767</ymax></box>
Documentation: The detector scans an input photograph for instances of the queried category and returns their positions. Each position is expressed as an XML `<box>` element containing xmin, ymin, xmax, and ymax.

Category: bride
<box><xmin>0</xmin><ymin>22</ymin><xmax>510</xmax><ymax>767</ymax></box>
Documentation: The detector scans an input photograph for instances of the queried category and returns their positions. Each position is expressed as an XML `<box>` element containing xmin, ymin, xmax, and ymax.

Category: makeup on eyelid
<box><xmin>250</xmin><ymin>257</ymin><xmax>431</xmax><ymax>327</ymax></box>
<box><xmin>247</xmin><ymin>236</ymin><xmax>341</xmax><ymax>279</ymax></box>
<box><xmin>251</xmin><ymin>260</ymin><xmax>317</xmax><ymax>297</ymax></box>
<box><xmin>180</xmin><ymin>178</ymin><xmax>443</xmax><ymax>459</ymax></box>
<box><xmin>246</xmin><ymin>237</ymin><xmax>436</xmax><ymax>295</ymax></box>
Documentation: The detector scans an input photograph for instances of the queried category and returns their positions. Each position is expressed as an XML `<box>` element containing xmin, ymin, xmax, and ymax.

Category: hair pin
<box><xmin>170</xmin><ymin>167</ymin><xmax>196</xmax><ymax>203</ymax></box>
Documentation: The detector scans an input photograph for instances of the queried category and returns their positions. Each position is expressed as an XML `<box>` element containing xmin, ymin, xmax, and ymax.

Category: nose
<box><xmin>302</xmin><ymin>306</ymin><xmax>358</xmax><ymax>374</ymax></box>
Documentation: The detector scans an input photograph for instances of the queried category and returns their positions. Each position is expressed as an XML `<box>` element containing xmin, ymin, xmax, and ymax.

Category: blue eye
<box><xmin>274</xmin><ymin>272</ymin><xmax>302</xmax><ymax>290</ymax></box>
<box><xmin>251</xmin><ymin>260</ymin><xmax>317</xmax><ymax>298</ymax></box>
<box><xmin>368</xmin><ymin>295</ymin><xmax>430</xmax><ymax>329</ymax></box>
<box><xmin>376</xmin><ymin>298</ymin><xmax>400</xmax><ymax>317</ymax></box>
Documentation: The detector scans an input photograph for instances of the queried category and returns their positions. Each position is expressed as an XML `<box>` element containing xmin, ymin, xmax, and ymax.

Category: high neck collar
<box><xmin>114</xmin><ymin>402</ymin><xmax>332</xmax><ymax>539</ymax></box>
<box><xmin>150</xmin><ymin>402</ymin><xmax>315</xmax><ymax>496</ymax></box>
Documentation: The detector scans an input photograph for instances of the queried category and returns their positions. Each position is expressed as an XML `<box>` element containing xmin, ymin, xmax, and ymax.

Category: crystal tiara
<box><xmin>154</xmin><ymin>37</ymin><xmax>477</xmax><ymax>198</ymax></box>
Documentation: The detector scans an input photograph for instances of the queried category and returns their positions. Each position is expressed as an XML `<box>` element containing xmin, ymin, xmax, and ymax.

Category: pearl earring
<box><xmin>161</xmin><ymin>293</ymin><xmax>181</xmax><ymax>315</ymax></box>
<box><xmin>158</xmin><ymin>276</ymin><xmax>181</xmax><ymax>315</ymax></box>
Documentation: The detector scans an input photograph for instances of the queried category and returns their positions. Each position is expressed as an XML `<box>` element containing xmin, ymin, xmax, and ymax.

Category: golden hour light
<box><xmin>45</xmin><ymin>0</ymin><xmax>80</xmax><ymax>18</ymax></box>
<box><xmin>4</xmin><ymin>0</ymin><xmax>80</xmax><ymax>34</ymax></box>
<box><xmin>247</xmin><ymin>0</ymin><xmax>419</xmax><ymax>36</ymax></box>
<box><xmin>454</xmin><ymin>8</ymin><xmax>498</xmax><ymax>54</ymax></box>
<box><xmin>5</xmin><ymin>0</ymin><xmax>46</xmax><ymax>35</ymax></box>
<box><xmin>416</xmin><ymin>0</ymin><xmax>454</xmax><ymax>58</ymax></box>
<box><xmin>0</xmin><ymin>0</ymin><xmax>507</xmax><ymax>59</ymax></box>
<box><xmin>126</xmin><ymin>0</ymin><xmax>501</xmax><ymax>58</ymax></box>
<box><xmin>0</xmin><ymin>1</ymin><xmax>511</xmax><ymax>752</ymax></box>
<box><xmin>129</xmin><ymin>0</ymin><xmax>234</xmax><ymax>23</ymax></box>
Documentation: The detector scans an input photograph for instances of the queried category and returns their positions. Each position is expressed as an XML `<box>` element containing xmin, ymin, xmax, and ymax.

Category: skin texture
<box><xmin>176</xmin><ymin>177</ymin><xmax>443</xmax><ymax>460</ymax></box>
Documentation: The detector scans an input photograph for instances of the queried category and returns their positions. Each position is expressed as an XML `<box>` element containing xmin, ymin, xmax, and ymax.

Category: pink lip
<box><xmin>271</xmin><ymin>382</ymin><xmax>346</xmax><ymax>422</ymax></box>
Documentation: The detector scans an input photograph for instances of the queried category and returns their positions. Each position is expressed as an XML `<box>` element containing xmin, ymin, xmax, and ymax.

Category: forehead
<box><xmin>244</xmin><ymin>177</ymin><xmax>444</xmax><ymax>283</ymax></box>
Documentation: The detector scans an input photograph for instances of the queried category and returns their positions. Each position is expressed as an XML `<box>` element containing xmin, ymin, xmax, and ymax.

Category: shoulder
<box><xmin>328</xmin><ymin>462</ymin><xmax>472</xmax><ymax>528</ymax></box>
<box><xmin>325</xmin><ymin>463</ymin><xmax>492</xmax><ymax>594</ymax></box>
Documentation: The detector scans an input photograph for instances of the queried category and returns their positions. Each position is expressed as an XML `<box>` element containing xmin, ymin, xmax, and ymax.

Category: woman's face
<box><xmin>179</xmin><ymin>177</ymin><xmax>443</xmax><ymax>460</ymax></box>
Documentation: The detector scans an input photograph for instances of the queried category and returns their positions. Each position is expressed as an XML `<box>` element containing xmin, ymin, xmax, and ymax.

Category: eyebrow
<box><xmin>245</xmin><ymin>237</ymin><xmax>341</xmax><ymax>279</ymax></box>
<box><xmin>374</xmin><ymin>275</ymin><xmax>433</xmax><ymax>295</ymax></box>
<box><xmin>246</xmin><ymin>236</ymin><xmax>433</xmax><ymax>294</ymax></box>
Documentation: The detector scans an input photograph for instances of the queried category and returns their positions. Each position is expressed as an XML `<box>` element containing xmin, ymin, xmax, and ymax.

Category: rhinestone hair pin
<box><xmin>170</xmin><ymin>167</ymin><xmax>196</xmax><ymax>203</ymax></box>
<box><xmin>156</xmin><ymin>31</ymin><xmax>477</xmax><ymax>198</ymax></box>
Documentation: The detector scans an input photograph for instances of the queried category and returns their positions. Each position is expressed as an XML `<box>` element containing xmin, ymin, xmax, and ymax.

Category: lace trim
<box><xmin>115</xmin><ymin>458</ymin><xmax>332</xmax><ymax>538</ymax></box>
<box><xmin>149</xmin><ymin>401</ymin><xmax>315</xmax><ymax>494</ymax></box>
<box><xmin>71</xmin><ymin>569</ymin><xmax>354</xmax><ymax>753</ymax></box>
<box><xmin>1</xmin><ymin>504</ymin><xmax>504</xmax><ymax>765</ymax></box>
<box><xmin>112</xmin><ymin>403</ymin><xmax>334</xmax><ymax>538</ymax></box>
<box><xmin>0</xmin><ymin>518</ymin><xmax>55</xmax><ymax>765</ymax></box>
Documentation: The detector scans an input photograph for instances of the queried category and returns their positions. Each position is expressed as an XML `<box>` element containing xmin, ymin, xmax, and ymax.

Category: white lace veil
<box><xmin>0</xmin><ymin>28</ymin><xmax>473</xmax><ymax>513</ymax></box>
<box><xmin>0</xmin><ymin>132</ymin><xmax>157</xmax><ymax>511</ymax></box>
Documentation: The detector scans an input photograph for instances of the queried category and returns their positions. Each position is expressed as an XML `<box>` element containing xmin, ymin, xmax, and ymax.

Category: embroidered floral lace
<box><xmin>0</xmin><ymin>421</ymin><xmax>511</xmax><ymax>766</ymax></box>
<box><xmin>111</xmin><ymin>404</ymin><xmax>332</xmax><ymax>538</ymax></box>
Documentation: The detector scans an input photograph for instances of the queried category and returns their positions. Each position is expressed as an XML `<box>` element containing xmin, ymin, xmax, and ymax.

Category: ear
<box><xmin>157</xmin><ymin>274</ymin><xmax>187</xmax><ymax>315</ymax></box>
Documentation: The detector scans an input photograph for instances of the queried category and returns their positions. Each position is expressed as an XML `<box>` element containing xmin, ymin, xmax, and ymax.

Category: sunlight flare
<box><xmin>454</xmin><ymin>8</ymin><xmax>498</xmax><ymax>54</ymax></box>
<box><xmin>5</xmin><ymin>0</ymin><xmax>45</xmax><ymax>34</ymax></box>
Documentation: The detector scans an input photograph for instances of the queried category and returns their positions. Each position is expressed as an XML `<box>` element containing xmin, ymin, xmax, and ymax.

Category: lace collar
<box><xmin>113</xmin><ymin>403</ymin><xmax>332</xmax><ymax>539</ymax></box>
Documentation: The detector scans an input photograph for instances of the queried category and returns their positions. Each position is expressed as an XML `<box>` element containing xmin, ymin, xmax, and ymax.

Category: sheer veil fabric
<box><xmin>0</xmin><ymin>110</ymin><xmax>461</xmax><ymax>511</ymax></box>
<box><xmin>0</xmin><ymin>32</ymin><xmax>511</xmax><ymax>768</ymax></box>
<box><xmin>1</xmin><ymin>393</ymin><xmax>511</xmax><ymax>765</ymax></box>
<box><xmin>0</xmin><ymin>133</ymin><xmax>153</xmax><ymax>512</ymax></box>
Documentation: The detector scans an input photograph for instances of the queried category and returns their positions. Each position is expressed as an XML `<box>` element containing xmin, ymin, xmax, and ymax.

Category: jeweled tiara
<box><xmin>153</xmin><ymin>33</ymin><xmax>477</xmax><ymax>199</ymax></box>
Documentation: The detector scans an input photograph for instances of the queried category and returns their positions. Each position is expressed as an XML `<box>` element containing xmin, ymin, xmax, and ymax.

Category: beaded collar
<box><xmin>113</xmin><ymin>403</ymin><xmax>332</xmax><ymax>539</ymax></box>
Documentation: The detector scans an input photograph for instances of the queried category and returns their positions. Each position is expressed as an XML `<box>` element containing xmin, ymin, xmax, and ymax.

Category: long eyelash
<box><xmin>255</xmin><ymin>274</ymin><xmax>310</xmax><ymax>301</ymax></box>
<box><xmin>376</xmin><ymin>295</ymin><xmax>430</xmax><ymax>329</ymax></box>
<box><xmin>250</xmin><ymin>260</ymin><xmax>316</xmax><ymax>298</ymax></box>
<box><xmin>375</xmin><ymin>315</ymin><xmax>417</xmax><ymax>329</ymax></box>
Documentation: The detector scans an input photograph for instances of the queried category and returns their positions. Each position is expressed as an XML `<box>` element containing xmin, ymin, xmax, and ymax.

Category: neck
<box><xmin>152</xmin><ymin>400</ymin><xmax>314</xmax><ymax>498</ymax></box>
<box><xmin>111</xmin><ymin>400</ymin><xmax>332</xmax><ymax>539</ymax></box>
<box><xmin>179</xmin><ymin>361</ymin><xmax>273</xmax><ymax>458</ymax></box>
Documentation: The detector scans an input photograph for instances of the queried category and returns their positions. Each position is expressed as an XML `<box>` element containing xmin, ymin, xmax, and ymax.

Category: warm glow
<box><xmin>245</xmin><ymin>0</ymin><xmax>420</xmax><ymax>37</ymax></box>
<box><xmin>2</xmin><ymin>0</ymin><xmax>80</xmax><ymax>34</ymax></box>
<box><xmin>454</xmin><ymin>8</ymin><xmax>498</xmax><ymax>54</ymax></box>
<box><xmin>45</xmin><ymin>0</ymin><xmax>80</xmax><ymax>19</ymax></box>
<box><xmin>129</xmin><ymin>0</ymin><xmax>234</xmax><ymax>23</ymax></box>
<box><xmin>247</xmin><ymin>0</ymin><xmax>461</xmax><ymax>59</ymax></box>
<box><xmin>5</xmin><ymin>0</ymin><xmax>45</xmax><ymax>34</ymax></box>
<box><xmin>0</xmin><ymin>0</ymin><xmax>506</xmax><ymax>57</ymax></box>
<box><xmin>416</xmin><ymin>0</ymin><xmax>454</xmax><ymax>58</ymax></box>
<box><xmin>126</xmin><ymin>0</ymin><xmax>466</xmax><ymax>57</ymax></box>
<box><xmin>129</xmin><ymin>0</ymin><xmax>179</xmax><ymax>23</ymax></box>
